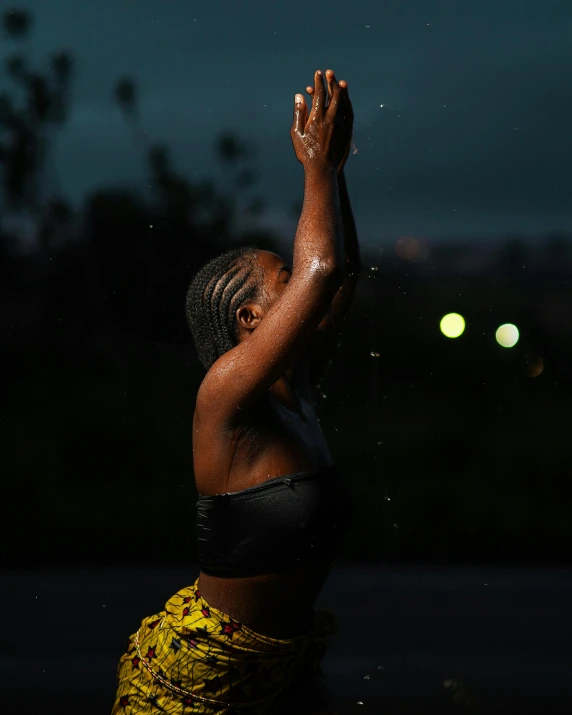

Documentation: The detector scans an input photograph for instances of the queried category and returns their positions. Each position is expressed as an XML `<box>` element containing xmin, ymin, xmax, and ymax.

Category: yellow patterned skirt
<box><xmin>110</xmin><ymin>576</ymin><xmax>338</xmax><ymax>714</ymax></box>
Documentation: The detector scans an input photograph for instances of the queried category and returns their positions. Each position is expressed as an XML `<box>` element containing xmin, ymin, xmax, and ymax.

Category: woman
<box><xmin>112</xmin><ymin>68</ymin><xmax>360</xmax><ymax>714</ymax></box>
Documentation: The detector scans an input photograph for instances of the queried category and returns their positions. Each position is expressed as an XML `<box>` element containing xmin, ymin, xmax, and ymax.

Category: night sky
<box><xmin>3</xmin><ymin>0</ymin><xmax>572</xmax><ymax>244</ymax></box>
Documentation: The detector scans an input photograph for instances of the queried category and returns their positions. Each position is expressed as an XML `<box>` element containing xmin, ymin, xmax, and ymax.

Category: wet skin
<box><xmin>192</xmin><ymin>68</ymin><xmax>355</xmax><ymax>648</ymax></box>
<box><xmin>194</xmin><ymin>252</ymin><xmax>337</xmax><ymax>639</ymax></box>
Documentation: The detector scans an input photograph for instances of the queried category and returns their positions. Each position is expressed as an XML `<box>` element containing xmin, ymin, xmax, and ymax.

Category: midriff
<box><xmin>197</xmin><ymin>559</ymin><xmax>334</xmax><ymax>639</ymax></box>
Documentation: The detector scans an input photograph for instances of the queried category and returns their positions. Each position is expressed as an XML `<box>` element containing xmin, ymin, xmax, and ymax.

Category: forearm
<box><xmin>337</xmin><ymin>170</ymin><xmax>361</xmax><ymax>275</ymax></box>
<box><xmin>293</xmin><ymin>166</ymin><xmax>345</xmax><ymax>272</ymax></box>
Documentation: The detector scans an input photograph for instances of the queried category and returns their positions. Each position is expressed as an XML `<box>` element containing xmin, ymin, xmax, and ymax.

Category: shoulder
<box><xmin>193</xmin><ymin>375</ymin><xmax>246</xmax><ymax>495</ymax></box>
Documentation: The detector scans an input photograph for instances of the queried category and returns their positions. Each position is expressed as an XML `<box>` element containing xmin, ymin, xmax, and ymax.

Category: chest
<box><xmin>193</xmin><ymin>391</ymin><xmax>333</xmax><ymax>496</ymax></box>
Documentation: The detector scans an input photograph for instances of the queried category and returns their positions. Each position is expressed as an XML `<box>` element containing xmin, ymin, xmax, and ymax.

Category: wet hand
<box><xmin>290</xmin><ymin>69</ymin><xmax>347</xmax><ymax>173</ymax></box>
<box><xmin>305</xmin><ymin>70</ymin><xmax>353</xmax><ymax>173</ymax></box>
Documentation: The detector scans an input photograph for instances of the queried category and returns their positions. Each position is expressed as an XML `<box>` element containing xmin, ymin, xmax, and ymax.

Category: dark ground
<box><xmin>1</xmin><ymin>562</ymin><xmax>571</xmax><ymax>714</ymax></box>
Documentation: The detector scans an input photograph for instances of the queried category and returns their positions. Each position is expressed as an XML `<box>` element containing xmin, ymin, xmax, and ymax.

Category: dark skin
<box><xmin>193</xmin><ymin>69</ymin><xmax>359</xmax><ymax>713</ymax></box>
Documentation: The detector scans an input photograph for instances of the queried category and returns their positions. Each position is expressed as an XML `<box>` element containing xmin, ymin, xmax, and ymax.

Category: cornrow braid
<box><xmin>185</xmin><ymin>245</ymin><xmax>262</xmax><ymax>370</ymax></box>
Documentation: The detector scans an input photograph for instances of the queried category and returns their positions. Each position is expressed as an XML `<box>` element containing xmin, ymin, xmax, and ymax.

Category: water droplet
<box><xmin>377</xmin><ymin>665</ymin><xmax>384</xmax><ymax>670</ymax></box>
<box><xmin>357</xmin><ymin>703</ymin><xmax>364</xmax><ymax>706</ymax></box>
<box><xmin>321</xmin><ymin>393</ymin><xmax>327</xmax><ymax>398</ymax></box>
<box><xmin>363</xmin><ymin>674</ymin><xmax>370</xmax><ymax>679</ymax></box>
<box><xmin>384</xmin><ymin>496</ymin><xmax>391</xmax><ymax>501</ymax></box>
<box><xmin>370</xmin><ymin>266</ymin><xmax>379</xmax><ymax>271</ymax></box>
<box><xmin>377</xmin><ymin>441</ymin><xmax>383</xmax><ymax>445</ymax></box>
<box><xmin>370</xmin><ymin>351</ymin><xmax>380</xmax><ymax>357</ymax></box>
<box><xmin>393</xmin><ymin>523</ymin><xmax>399</xmax><ymax>528</ymax></box>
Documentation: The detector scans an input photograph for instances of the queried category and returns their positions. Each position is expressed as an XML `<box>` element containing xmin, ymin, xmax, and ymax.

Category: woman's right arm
<box><xmin>197</xmin><ymin>69</ymin><xmax>348</xmax><ymax>421</ymax></box>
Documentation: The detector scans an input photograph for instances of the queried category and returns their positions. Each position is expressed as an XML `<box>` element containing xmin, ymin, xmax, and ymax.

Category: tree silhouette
<box><xmin>2</xmin><ymin>8</ymin><xmax>32</xmax><ymax>38</ymax></box>
<box><xmin>0</xmin><ymin>8</ymin><xmax>73</xmax><ymax>229</ymax></box>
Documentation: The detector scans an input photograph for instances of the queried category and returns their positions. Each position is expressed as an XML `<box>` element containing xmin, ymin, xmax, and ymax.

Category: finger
<box><xmin>306</xmin><ymin>86</ymin><xmax>314</xmax><ymax>96</ymax></box>
<box><xmin>338</xmin><ymin>80</ymin><xmax>354</xmax><ymax>118</ymax></box>
<box><xmin>325</xmin><ymin>75</ymin><xmax>342</xmax><ymax>121</ymax></box>
<box><xmin>311</xmin><ymin>69</ymin><xmax>326</xmax><ymax>118</ymax></box>
<box><xmin>325</xmin><ymin>69</ymin><xmax>337</xmax><ymax>99</ymax></box>
<box><xmin>292</xmin><ymin>94</ymin><xmax>307</xmax><ymax>134</ymax></box>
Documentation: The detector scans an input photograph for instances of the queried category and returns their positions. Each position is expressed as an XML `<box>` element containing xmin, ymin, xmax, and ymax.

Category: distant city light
<box><xmin>395</xmin><ymin>235</ymin><xmax>430</xmax><ymax>262</ymax></box>
<box><xmin>440</xmin><ymin>313</ymin><xmax>465</xmax><ymax>338</ymax></box>
<box><xmin>496</xmin><ymin>323</ymin><xmax>519</xmax><ymax>348</ymax></box>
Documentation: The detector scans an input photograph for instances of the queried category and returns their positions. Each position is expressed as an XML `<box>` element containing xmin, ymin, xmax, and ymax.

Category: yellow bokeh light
<box><xmin>440</xmin><ymin>313</ymin><xmax>466</xmax><ymax>338</ymax></box>
<box><xmin>496</xmin><ymin>323</ymin><xmax>519</xmax><ymax>348</ymax></box>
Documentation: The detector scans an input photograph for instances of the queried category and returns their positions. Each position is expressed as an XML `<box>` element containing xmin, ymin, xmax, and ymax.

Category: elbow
<box><xmin>321</xmin><ymin>260</ymin><xmax>346</xmax><ymax>287</ymax></box>
<box><xmin>305</xmin><ymin>257</ymin><xmax>344</xmax><ymax>283</ymax></box>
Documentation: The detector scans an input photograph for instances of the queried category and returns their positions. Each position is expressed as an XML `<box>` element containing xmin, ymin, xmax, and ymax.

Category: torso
<box><xmin>193</xmin><ymin>355</ymin><xmax>335</xmax><ymax>638</ymax></box>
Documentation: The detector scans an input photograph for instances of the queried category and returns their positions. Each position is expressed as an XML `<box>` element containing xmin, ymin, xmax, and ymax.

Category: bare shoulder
<box><xmin>193</xmin><ymin>363</ymin><xmax>244</xmax><ymax>495</ymax></box>
<box><xmin>195</xmin><ymin>348</ymin><xmax>247</xmax><ymax>422</ymax></box>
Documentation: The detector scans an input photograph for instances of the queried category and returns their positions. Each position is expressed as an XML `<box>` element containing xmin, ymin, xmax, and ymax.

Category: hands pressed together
<box><xmin>291</xmin><ymin>69</ymin><xmax>354</xmax><ymax>175</ymax></box>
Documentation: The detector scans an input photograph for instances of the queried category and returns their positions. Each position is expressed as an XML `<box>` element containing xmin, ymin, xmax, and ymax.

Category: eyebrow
<box><xmin>277</xmin><ymin>265</ymin><xmax>292</xmax><ymax>277</ymax></box>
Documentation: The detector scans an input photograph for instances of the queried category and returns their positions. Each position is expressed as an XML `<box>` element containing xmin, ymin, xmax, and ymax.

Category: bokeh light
<box><xmin>440</xmin><ymin>313</ymin><xmax>466</xmax><ymax>338</ymax></box>
<box><xmin>496</xmin><ymin>323</ymin><xmax>519</xmax><ymax>348</ymax></box>
<box><xmin>395</xmin><ymin>235</ymin><xmax>430</xmax><ymax>262</ymax></box>
<box><xmin>522</xmin><ymin>353</ymin><xmax>544</xmax><ymax>378</ymax></box>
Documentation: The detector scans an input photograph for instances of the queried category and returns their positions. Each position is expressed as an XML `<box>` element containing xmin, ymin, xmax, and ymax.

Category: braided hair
<box><xmin>185</xmin><ymin>245</ymin><xmax>264</xmax><ymax>370</ymax></box>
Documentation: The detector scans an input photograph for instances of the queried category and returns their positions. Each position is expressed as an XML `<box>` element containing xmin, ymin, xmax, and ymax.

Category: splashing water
<box><xmin>370</xmin><ymin>352</ymin><xmax>380</xmax><ymax>357</ymax></box>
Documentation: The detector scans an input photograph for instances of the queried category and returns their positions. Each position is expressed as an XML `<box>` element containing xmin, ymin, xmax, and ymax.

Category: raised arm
<box><xmin>302</xmin><ymin>75</ymin><xmax>361</xmax><ymax>395</ymax></box>
<box><xmin>197</xmin><ymin>69</ymin><xmax>348</xmax><ymax>420</ymax></box>
<box><xmin>331</xmin><ymin>170</ymin><xmax>361</xmax><ymax>327</ymax></box>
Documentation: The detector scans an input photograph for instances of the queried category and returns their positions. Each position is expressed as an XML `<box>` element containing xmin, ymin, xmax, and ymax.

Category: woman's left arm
<box><xmin>331</xmin><ymin>169</ymin><xmax>361</xmax><ymax>328</ymax></box>
<box><xmin>296</xmin><ymin>72</ymin><xmax>361</xmax><ymax>398</ymax></box>
<box><xmin>303</xmin><ymin>71</ymin><xmax>360</xmax><ymax>330</ymax></box>
<box><xmin>300</xmin><ymin>168</ymin><xmax>361</xmax><ymax>399</ymax></box>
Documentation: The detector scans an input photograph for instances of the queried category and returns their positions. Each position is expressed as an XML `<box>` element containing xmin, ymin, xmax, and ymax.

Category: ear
<box><xmin>236</xmin><ymin>302</ymin><xmax>263</xmax><ymax>332</ymax></box>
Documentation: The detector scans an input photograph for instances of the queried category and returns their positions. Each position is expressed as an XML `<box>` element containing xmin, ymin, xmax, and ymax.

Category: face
<box><xmin>235</xmin><ymin>250</ymin><xmax>332</xmax><ymax>340</ymax></box>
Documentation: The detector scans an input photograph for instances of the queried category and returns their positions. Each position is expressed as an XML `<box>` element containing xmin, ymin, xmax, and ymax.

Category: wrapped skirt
<box><xmin>111</xmin><ymin>576</ymin><xmax>338</xmax><ymax>714</ymax></box>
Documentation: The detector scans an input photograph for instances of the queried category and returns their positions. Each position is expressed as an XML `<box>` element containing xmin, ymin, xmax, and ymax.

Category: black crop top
<box><xmin>196</xmin><ymin>465</ymin><xmax>353</xmax><ymax>577</ymax></box>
